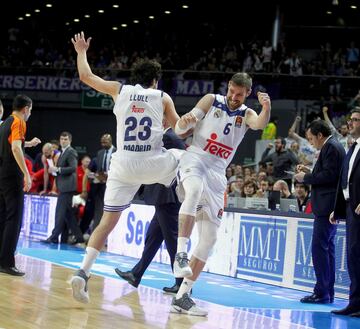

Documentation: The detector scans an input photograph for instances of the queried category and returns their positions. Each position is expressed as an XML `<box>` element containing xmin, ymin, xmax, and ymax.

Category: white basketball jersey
<box><xmin>188</xmin><ymin>94</ymin><xmax>249</xmax><ymax>169</ymax></box>
<box><xmin>113</xmin><ymin>84</ymin><xmax>164</xmax><ymax>157</ymax></box>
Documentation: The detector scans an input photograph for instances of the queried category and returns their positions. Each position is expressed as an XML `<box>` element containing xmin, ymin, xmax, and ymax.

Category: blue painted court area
<box><xmin>18</xmin><ymin>239</ymin><xmax>360</xmax><ymax>329</ymax></box>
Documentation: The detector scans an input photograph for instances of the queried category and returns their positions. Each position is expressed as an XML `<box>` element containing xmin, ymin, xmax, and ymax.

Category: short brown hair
<box><xmin>230</xmin><ymin>72</ymin><xmax>252</xmax><ymax>91</ymax></box>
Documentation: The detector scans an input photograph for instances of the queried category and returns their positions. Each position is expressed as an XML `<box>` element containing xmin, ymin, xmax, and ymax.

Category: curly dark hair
<box><xmin>130</xmin><ymin>59</ymin><xmax>162</xmax><ymax>88</ymax></box>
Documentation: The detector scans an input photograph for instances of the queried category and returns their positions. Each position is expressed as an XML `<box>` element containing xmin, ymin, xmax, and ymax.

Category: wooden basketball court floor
<box><xmin>0</xmin><ymin>240</ymin><xmax>359</xmax><ymax>329</ymax></box>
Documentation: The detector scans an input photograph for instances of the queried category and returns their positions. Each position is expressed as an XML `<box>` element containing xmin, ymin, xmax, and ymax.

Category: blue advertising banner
<box><xmin>0</xmin><ymin>76</ymin><xmax>126</xmax><ymax>92</ymax></box>
<box><xmin>29</xmin><ymin>196</ymin><xmax>50</xmax><ymax>235</ymax></box>
<box><xmin>173</xmin><ymin>79</ymin><xmax>215</xmax><ymax>96</ymax></box>
<box><xmin>173</xmin><ymin>80</ymin><xmax>281</xmax><ymax>98</ymax></box>
<box><xmin>0</xmin><ymin>75</ymin><xmax>87</xmax><ymax>91</ymax></box>
<box><xmin>20</xmin><ymin>196</ymin><xmax>350</xmax><ymax>298</ymax></box>
<box><xmin>22</xmin><ymin>194</ymin><xmax>57</xmax><ymax>239</ymax></box>
<box><xmin>237</xmin><ymin>216</ymin><xmax>287</xmax><ymax>282</ymax></box>
<box><xmin>294</xmin><ymin>221</ymin><xmax>349</xmax><ymax>294</ymax></box>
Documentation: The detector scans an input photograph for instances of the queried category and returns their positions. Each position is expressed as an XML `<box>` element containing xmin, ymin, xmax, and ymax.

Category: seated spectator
<box><xmin>294</xmin><ymin>181</ymin><xmax>312</xmax><ymax>214</ymax></box>
<box><xmin>32</xmin><ymin>139</ymin><xmax>60</xmax><ymax>173</ymax></box>
<box><xmin>260</xmin><ymin>162</ymin><xmax>275</xmax><ymax>182</ymax></box>
<box><xmin>273</xmin><ymin>179</ymin><xmax>295</xmax><ymax>199</ymax></box>
<box><xmin>234</xmin><ymin>164</ymin><xmax>243</xmax><ymax>176</ymax></box>
<box><xmin>257</xmin><ymin>170</ymin><xmax>267</xmax><ymax>183</ymax></box>
<box><xmin>228</xmin><ymin>177</ymin><xmax>244</xmax><ymax>197</ymax></box>
<box><xmin>256</xmin><ymin>178</ymin><xmax>271</xmax><ymax>198</ymax></box>
<box><xmin>228</xmin><ymin>164</ymin><xmax>243</xmax><ymax>183</ymax></box>
<box><xmin>32</xmin><ymin>143</ymin><xmax>60</xmax><ymax>194</ymax></box>
<box><xmin>226</xmin><ymin>167</ymin><xmax>234</xmax><ymax>181</ymax></box>
<box><xmin>242</xmin><ymin>179</ymin><xmax>257</xmax><ymax>198</ymax></box>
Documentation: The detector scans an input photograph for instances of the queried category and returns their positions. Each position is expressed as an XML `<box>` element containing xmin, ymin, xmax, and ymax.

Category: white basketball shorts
<box><xmin>103</xmin><ymin>148</ymin><xmax>184</xmax><ymax>212</ymax></box>
<box><xmin>177</xmin><ymin>151</ymin><xmax>226</xmax><ymax>226</ymax></box>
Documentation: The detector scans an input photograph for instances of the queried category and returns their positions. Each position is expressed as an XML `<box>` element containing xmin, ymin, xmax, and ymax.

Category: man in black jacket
<box><xmin>42</xmin><ymin>131</ymin><xmax>84</xmax><ymax>244</ymax></box>
<box><xmin>330</xmin><ymin>108</ymin><xmax>360</xmax><ymax>316</ymax></box>
<box><xmin>115</xmin><ymin>124</ymin><xmax>186</xmax><ymax>293</ymax></box>
<box><xmin>261</xmin><ymin>137</ymin><xmax>299</xmax><ymax>190</ymax></box>
<box><xmin>295</xmin><ymin>120</ymin><xmax>345</xmax><ymax>304</ymax></box>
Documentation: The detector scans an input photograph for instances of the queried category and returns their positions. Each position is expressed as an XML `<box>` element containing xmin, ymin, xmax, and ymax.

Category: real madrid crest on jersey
<box><xmin>214</xmin><ymin>109</ymin><xmax>222</xmax><ymax>118</ymax></box>
<box><xmin>235</xmin><ymin>116</ymin><xmax>243</xmax><ymax>127</ymax></box>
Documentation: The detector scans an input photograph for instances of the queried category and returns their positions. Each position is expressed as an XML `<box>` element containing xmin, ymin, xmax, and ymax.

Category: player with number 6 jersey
<box><xmin>188</xmin><ymin>96</ymin><xmax>249</xmax><ymax>169</ymax></box>
<box><xmin>170</xmin><ymin>72</ymin><xmax>271</xmax><ymax>316</ymax></box>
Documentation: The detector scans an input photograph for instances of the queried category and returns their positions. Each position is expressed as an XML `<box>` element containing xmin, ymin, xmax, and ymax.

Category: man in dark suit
<box><xmin>330</xmin><ymin>108</ymin><xmax>360</xmax><ymax>316</ymax></box>
<box><xmin>115</xmin><ymin>124</ymin><xmax>186</xmax><ymax>294</ymax></box>
<box><xmin>80</xmin><ymin>134</ymin><xmax>116</xmax><ymax>234</ymax></box>
<box><xmin>295</xmin><ymin>120</ymin><xmax>345</xmax><ymax>304</ymax></box>
<box><xmin>42</xmin><ymin>131</ymin><xmax>84</xmax><ymax>244</ymax></box>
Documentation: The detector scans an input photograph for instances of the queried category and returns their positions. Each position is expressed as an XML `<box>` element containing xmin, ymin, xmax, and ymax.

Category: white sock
<box><xmin>176</xmin><ymin>278</ymin><xmax>194</xmax><ymax>299</ymax></box>
<box><xmin>81</xmin><ymin>247</ymin><xmax>100</xmax><ymax>276</ymax></box>
<box><xmin>177</xmin><ymin>237</ymin><xmax>189</xmax><ymax>254</ymax></box>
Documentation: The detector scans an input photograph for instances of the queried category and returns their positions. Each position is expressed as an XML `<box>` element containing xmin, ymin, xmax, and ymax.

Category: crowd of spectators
<box><xmin>2</xmin><ymin>25</ymin><xmax>360</xmax><ymax>79</ymax></box>
<box><xmin>224</xmin><ymin>103</ymin><xmax>357</xmax><ymax>214</ymax></box>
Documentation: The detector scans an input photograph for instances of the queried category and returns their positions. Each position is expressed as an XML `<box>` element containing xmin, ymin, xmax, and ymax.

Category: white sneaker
<box><xmin>170</xmin><ymin>293</ymin><xmax>208</xmax><ymax>317</ymax></box>
<box><xmin>174</xmin><ymin>252</ymin><xmax>193</xmax><ymax>278</ymax></box>
<box><xmin>70</xmin><ymin>269</ymin><xmax>90</xmax><ymax>303</ymax></box>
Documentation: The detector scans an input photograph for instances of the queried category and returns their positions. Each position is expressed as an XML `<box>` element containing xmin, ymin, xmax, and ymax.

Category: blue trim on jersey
<box><xmin>104</xmin><ymin>204</ymin><xmax>131</xmax><ymax>212</ymax></box>
<box><xmin>212</xmin><ymin>95</ymin><xmax>246</xmax><ymax>117</ymax></box>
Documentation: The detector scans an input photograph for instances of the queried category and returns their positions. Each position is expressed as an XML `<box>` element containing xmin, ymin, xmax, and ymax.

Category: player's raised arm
<box><xmin>71</xmin><ymin>31</ymin><xmax>121</xmax><ymax>101</ymax></box>
<box><xmin>245</xmin><ymin>92</ymin><xmax>271</xmax><ymax>130</ymax></box>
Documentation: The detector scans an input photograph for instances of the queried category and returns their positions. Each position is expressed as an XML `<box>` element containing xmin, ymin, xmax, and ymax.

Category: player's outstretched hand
<box><xmin>71</xmin><ymin>31</ymin><xmax>92</xmax><ymax>53</ymax></box>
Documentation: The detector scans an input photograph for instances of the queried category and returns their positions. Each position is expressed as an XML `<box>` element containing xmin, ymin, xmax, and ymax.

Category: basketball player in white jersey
<box><xmin>170</xmin><ymin>73</ymin><xmax>271</xmax><ymax>316</ymax></box>
<box><xmin>69</xmin><ymin>32</ymin><xmax>186</xmax><ymax>303</ymax></box>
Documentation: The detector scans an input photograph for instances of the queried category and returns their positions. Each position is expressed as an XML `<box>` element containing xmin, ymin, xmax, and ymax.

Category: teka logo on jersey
<box><xmin>131</xmin><ymin>105</ymin><xmax>145</xmax><ymax>113</ymax></box>
<box><xmin>204</xmin><ymin>133</ymin><xmax>233</xmax><ymax>159</ymax></box>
